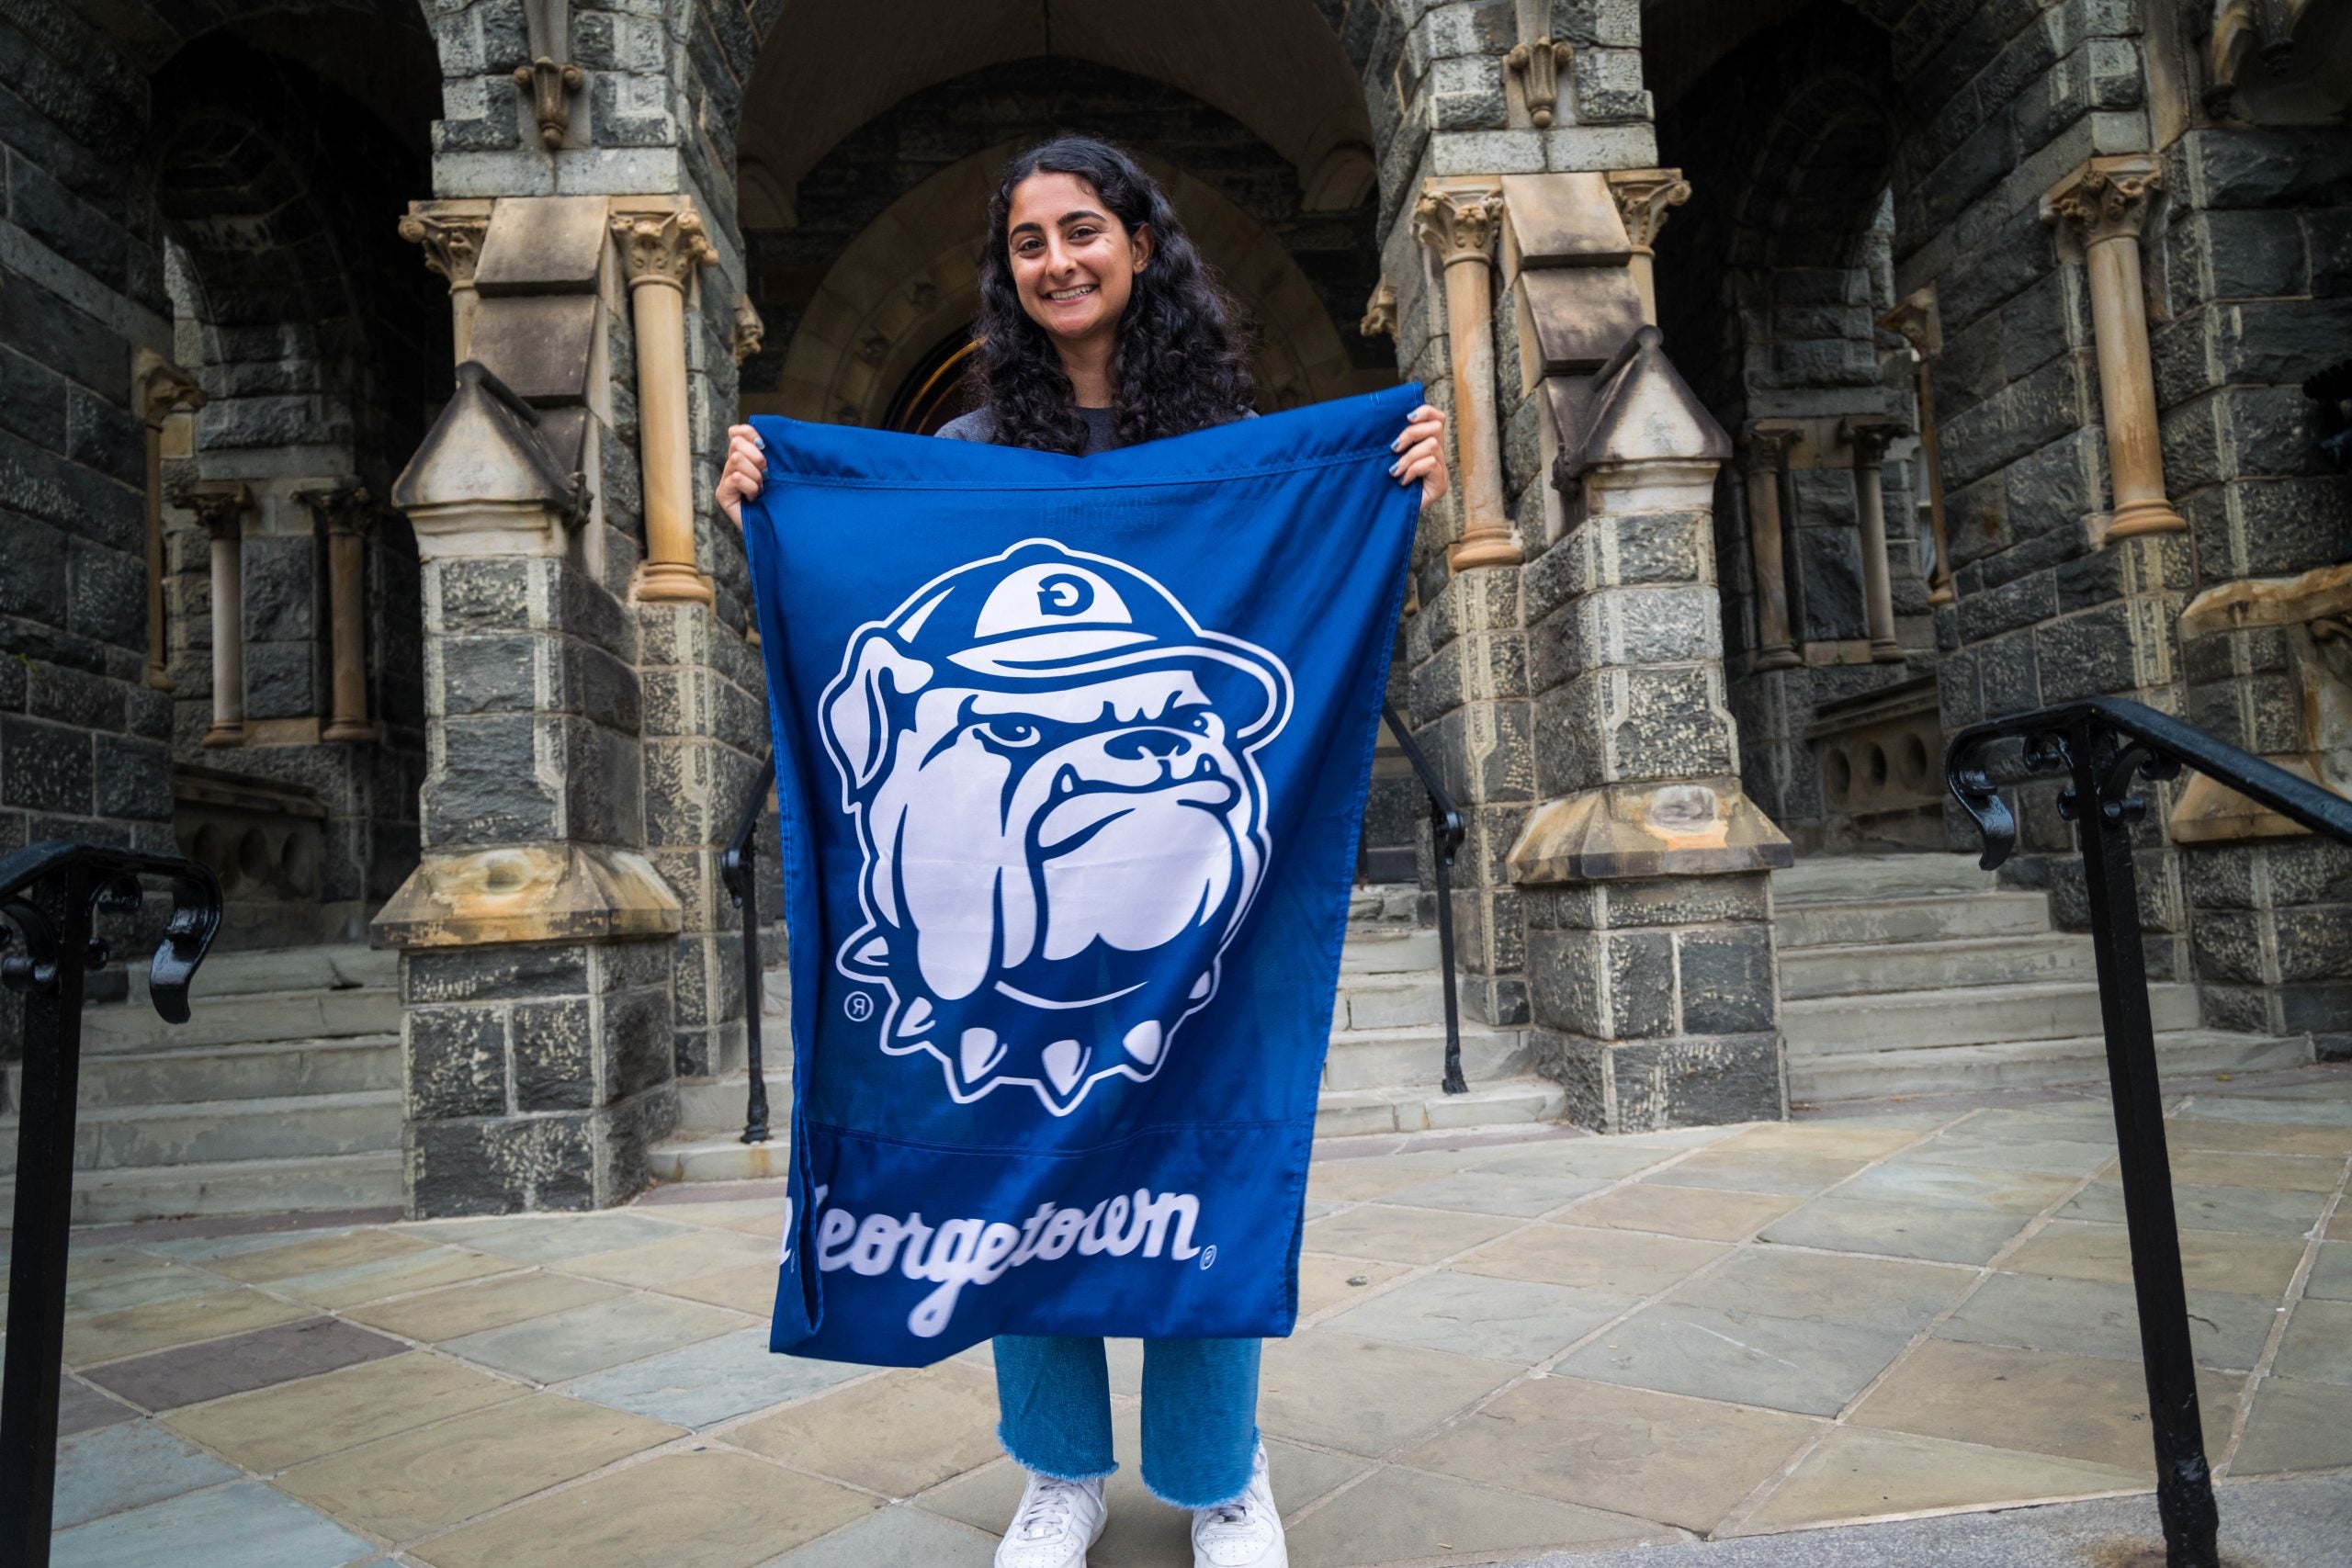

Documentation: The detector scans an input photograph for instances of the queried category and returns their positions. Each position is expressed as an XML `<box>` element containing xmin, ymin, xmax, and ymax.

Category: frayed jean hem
<box><xmin>1140</xmin><ymin>1425</ymin><xmax>1261</xmax><ymax>1511</ymax></box>
<box><xmin>997</xmin><ymin>1422</ymin><xmax>1117</xmax><ymax>1486</ymax></box>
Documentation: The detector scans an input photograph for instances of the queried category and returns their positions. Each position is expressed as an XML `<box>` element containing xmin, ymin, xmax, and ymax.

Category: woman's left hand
<box><xmin>1392</xmin><ymin>404</ymin><xmax>1449</xmax><ymax>505</ymax></box>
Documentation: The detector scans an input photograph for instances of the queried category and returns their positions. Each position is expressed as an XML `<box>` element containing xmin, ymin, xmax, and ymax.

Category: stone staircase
<box><xmin>1774</xmin><ymin>854</ymin><xmax>2313</xmax><ymax>1103</ymax></box>
<box><xmin>648</xmin><ymin>884</ymin><xmax>1558</xmax><ymax>1181</ymax></box>
<box><xmin>0</xmin><ymin>944</ymin><xmax>404</xmax><ymax>1224</ymax></box>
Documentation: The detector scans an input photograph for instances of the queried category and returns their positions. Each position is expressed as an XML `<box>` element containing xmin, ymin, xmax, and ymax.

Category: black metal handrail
<box><xmin>1946</xmin><ymin>697</ymin><xmax>2352</xmax><ymax>1568</ymax></box>
<box><xmin>718</xmin><ymin>763</ymin><xmax>776</xmax><ymax>1145</ymax></box>
<box><xmin>0</xmin><ymin>841</ymin><xmax>222</xmax><ymax>1568</ymax></box>
<box><xmin>1383</xmin><ymin>701</ymin><xmax>1467</xmax><ymax>1095</ymax></box>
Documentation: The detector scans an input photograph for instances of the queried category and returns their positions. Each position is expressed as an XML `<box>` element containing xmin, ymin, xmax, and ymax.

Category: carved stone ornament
<box><xmin>1360</xmin><ymin>278</ymin><xmax>1398</xmax><ymax>340</ymax></box>
<box><xmin>295</xmin><ymin>482</ymin><xmax>375</xmax><ymax>538</ymax></box>
<box><xmin>133</xmin><ymin>355</ymin><xmax>204</xmax><ymax>429</ymax></box>
<box><xmin>1506</xmin><ymin>38</ymin><xmax>1574</xmax><ymax>128</ymax></box>
<box><xmin>2043</xmin><ymin>164</ymin><xmax>2163</xmax><ymax>248</ymax></box>
<box><xmin>187</xmin><ymin>483</ymin><xmax>254</xmax><ymax>539</ymax></box>
<box><xmin>2205</xmin><ymin>0</ymin><xmax>2312</xmax><ymax>114</ymax></box>
<box><xmin>514</xmin><ymin>56</ymin><xmax>584</xmax><ymax>152</ymax></box>
<box><xmin>1413</xmin><ymin>187</ymin><xmax>1505</xmax><ymax>267</ymax></box>
<box><xmin>733</xmin><ymin>297</ymin><xmax>766</xmax><ymax>365</ymax></box>
<box><xmin>1877</xmin><ymin>285</ymin><xmax>1942</xmax><ymax>359</ymax></box>
<box><xmin>1605</xmin><ymin>169</ymin><xmax>1692</xmax><ymax>254</ymax></box>
<box><xmin>398</xmin><ymin>209</ymin><xmax>490</xmax><ymax>290</ymax></box>
<box><xmin>610</xmin><ymin>209</ymin><xmax>718</xmax><ymax>291</ymax></box>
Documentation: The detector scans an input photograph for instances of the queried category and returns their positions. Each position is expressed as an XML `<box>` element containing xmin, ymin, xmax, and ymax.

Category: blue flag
<box><xmin>741</xmin><ymin>385</ymin><xmax>1421</xmax><ymax>1366</ymax></box>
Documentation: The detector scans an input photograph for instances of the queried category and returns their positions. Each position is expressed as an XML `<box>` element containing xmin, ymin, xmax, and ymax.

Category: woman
<box><xmin>719</xmin><ymin>136</ymin><xmax>1447</xmax><ymax>1568</ymax></box>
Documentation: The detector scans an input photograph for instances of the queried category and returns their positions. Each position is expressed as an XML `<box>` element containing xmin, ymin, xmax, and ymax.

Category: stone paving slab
<box><xmin>40</xmin><ymin>1076</ymin><xmax>2352</xmax><ymax>1568</ymax></box>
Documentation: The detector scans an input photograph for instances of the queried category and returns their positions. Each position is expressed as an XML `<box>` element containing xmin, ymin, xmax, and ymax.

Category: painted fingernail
<box><xmin>1388</xmin><ymin>459</ymin><xmax>1404</xmax><ymax>476</ymax></box>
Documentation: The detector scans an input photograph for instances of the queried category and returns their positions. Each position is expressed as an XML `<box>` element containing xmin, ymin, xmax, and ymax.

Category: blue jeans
<box><xmin>993</xmin><ymin>1336</ymin><xmax>1261</xmax><ymax>1508</ymax></box>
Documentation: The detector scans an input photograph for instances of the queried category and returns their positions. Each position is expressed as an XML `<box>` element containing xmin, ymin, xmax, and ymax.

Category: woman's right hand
<box><xmin>717</xmin><ymin>423</ymin><xmax>767</xmax><ymax>528</ymax></box>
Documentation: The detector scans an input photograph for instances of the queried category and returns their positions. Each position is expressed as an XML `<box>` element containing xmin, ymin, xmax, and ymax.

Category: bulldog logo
<box><xmin>819</xmin><ymin>539</ymin><xmax>1292</xmax><ymax>1114</ymax></box>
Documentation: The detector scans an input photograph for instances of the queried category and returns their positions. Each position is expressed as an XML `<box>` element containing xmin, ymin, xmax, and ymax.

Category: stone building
<box><xmin>2</xmin><ymin>0</ymin><xmax>2346</xmax><ymax>1220</ymax></box>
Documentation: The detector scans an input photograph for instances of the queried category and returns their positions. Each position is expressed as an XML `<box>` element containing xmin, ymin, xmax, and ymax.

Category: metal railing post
<box><xmin>0</xmin><ymin>842</ymin><xmax>220</xmax><ymax>1568</ymax></box>
<box><xmin>720</xmin><ymin>762</ymin><xmax>776</xmax><ymax>1145</ymax></box>
<box><xmin>1382</xmin><ymin>703</ymin><xmax>1465</xmax><ymax>1095</ymax></box>
<box><xmin>1948</xmin><ymin>696</ymin><xmax>2352</xmax><ymax>1568</ymax></box>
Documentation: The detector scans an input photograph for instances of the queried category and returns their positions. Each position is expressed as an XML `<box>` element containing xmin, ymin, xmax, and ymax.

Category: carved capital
<box><xmin>1604</xmin><ymin>168</ymin><xmax>1691</xmax><ymax>254</ymax></box>
<box><xmin>733</xmin><ymin>296</ymin><xmax>765</xmax><ymax>365</ymax></box>
<box><xmin>610</xmin><ymin>207</ymin><xmax>718</xmax><ymax>292</ymax></box>
<box><xmin>1841</xmin><ymin>415</ymin><xmax>1905</xmax><ymax>468</ymax></box>
<box><xmin>295</xmin><ymin>482</ymin><xmax>375</xmax><ymax>538</ymax></box>
<box><xmin>187</xmin><ymin>482</ymin><xmax>254</xmax><ymax>539</ymax></box>
<box><xmin>1360</xmin><ymin>277</ymin><xmax>1397</xmax><ymax>340</ymax></box>
<box><xmin>1745</xmin><ymin>420</ymin><xmax>1803</xmax><ymax>473</ymax></box>
<box><xmin>514</xmin><ymin>56</ymin><xmax>583</xmax><ymax>152</ymax></box>
<box><xmin>1877</xmin><ymin>285</ymin><xmax>1942</xmax><ymax>358</ymax></box>
<box><xmin>399</xmin><ymin>206</ymin><xmax>490</xmax><ymax>291</ymax></box>
<box><xmin>2041</xmin><ymin>157</ymin><xmax>2163</xmax><ymax>248</ymax></box>
<box><xmin>1413</xmin><ymin>185</ymin><xmax>1505</xmax><ymax>268</ymax></box>
<box><xmin>1505</xmin><ymin>38</ymin><xmax>1574</xmax><ymax>128</ymax></box>
<box><xmin>132</xmin><ymin>350</ymin><xmax>204</xmax><ymax>429</ymax></box>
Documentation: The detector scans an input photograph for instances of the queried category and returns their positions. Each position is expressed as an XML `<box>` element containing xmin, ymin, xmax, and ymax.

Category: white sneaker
<box><xmin>1190</xmin><ymin>1444</ymin><xmax>1286</xmax><ymax>1568</ymax></box>
<box><xmin>996</xmin><ymin>1470</ymin><xmax>1107</xmax><ymax>1568</ymax></box>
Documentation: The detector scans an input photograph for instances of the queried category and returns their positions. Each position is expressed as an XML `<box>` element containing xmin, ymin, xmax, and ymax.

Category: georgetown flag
<box><xmin>739</xmin><ymin>385</ymin><xmax>1421</xmax><ymax>1366</ymax></box>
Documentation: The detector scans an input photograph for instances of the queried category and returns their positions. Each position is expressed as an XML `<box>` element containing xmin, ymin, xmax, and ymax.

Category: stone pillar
<box><xmin>400</xmin><ymin>202</ymin><xmax>492</xmax><ymax>362</ymax></box>
<box><xmin>377</xmin><ymin>363</ymin><xmax>681</xmax><ymax>1216</ymax></box>
<box><xmin>1843</xmin><ymin>416</ymin><xmax>1906</xmax><ymax>665</ymax></box>
<box><xmin>611</xmin><ymin>204</ymin><xmax>718</xmax><ymax>606</ymax></box>
<box><xmin>1744</xmin><ymin>423</ymin><xmax>1803</xmax><ymax>671</ymax></box>
<box><xmin>1511</xmin><ymin>330</ymin><xmax>1792</xmax><ymax>1131</ymax></box>
<box><xmin>190</xmin><ymin>483</ymin><xmax>252</xmax><ymax>749</ymax></box>
<box><xmin>299</xmin><ymin>484</ymin><xmax>375</xmax><ymax>743</ymax></box>
<box><xmin>2041</xmin><ymin>157</ymin><xmax>2187</xmax><ymax>542</ymax></box>
<box><xmin>1878</xmin><ymin>287</ymin><xmax>1956</xmax><ymax>607</ymax></box>
<box><xmin>133</xmin><ymin>351</ymin><xmax>203</xmax><ymax>693</ymax></box>
<box><xmin>1415</xmin><ymin>181</ymin><xmax>1521</xmax><ymax>572</ymax></box>
<box><xmin>1603</xmin><ymin>169</ymin><xmax>1690</xmax><ymax>326</ymax></box>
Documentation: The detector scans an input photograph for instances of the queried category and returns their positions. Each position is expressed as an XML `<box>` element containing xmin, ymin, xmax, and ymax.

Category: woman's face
<box><xmin>1004</xmin><ymin>172</ymin><xmax>1153</xmax><ymax>350</ymax></box>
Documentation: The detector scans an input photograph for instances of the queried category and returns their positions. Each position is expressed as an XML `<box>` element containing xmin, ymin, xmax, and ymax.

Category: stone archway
<box><xmin>755</xmin><ymin>143</ymin><xmax>1367</xmax><ymax>428</ymax></box>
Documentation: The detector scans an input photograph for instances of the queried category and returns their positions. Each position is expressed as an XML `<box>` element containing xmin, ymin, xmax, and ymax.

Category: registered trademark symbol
<box><xmin>843</xmin><ymin>992</ymin><xmax>874</xmax><ymax>1021</ymax></box>
<box><xmin>1199</xmin><ymin>1245</ymin><xmax>1217</xmax><ymax>1269</ymax></box>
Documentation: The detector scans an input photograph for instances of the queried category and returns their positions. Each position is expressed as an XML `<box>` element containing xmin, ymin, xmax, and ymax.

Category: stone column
<box><xmin>133</xmin><ymin>351</ymin><xmax>203</xmax><ymax>692</ymax></box>
<box><xmin>611</xmin><ymin>204</ymin><xmax>718</xmax><ymax>606</ymax></box>
<box><xmin>189</xmin><ymin>483</ymin><xmax>252</xmax><ymax>749</ymax></box>
<box><xmin>1878</xmin><ymin>287</ymin><xmax>1956</xmax><ymax>607</ymax></box>
<box><xmin>1842</xmin><ymin>416</ymin><xmax>1906</xmax><ymax>664</ymax></box>
<box><xmin>1744</xmin><ymin>423</ymin><xmax>1803</xmax><ymax>671</ymax></box>
<box><xmin>1604</xmin><ymin>169</ymin><xmax>1690</xmax><ymax>326</ymax></box>
<box><xmin>1511</xmin><ymin>330</ymin><xmax>1792</xmax><ymax>1131</ymax></box>
<box><xmin>400</xmin><ymin>203</ymin><xmax>492</xmax><ymax>362</ymax></box>
<box><xmin>1415</xmin><ymin>181</ymin><xmax>1521</xmax><ymax>572</ymax></box>
<box><xmin>2041</xmin><ymin>157</ymin><xmax>2186</xmax><ymax>541</ymax></box>
<box><xmin>378</xmin><ymin>363</ymin><xmax>682</xmax><ymax>1216</ymax></box>
<box><xmin>299</xmin><ymin>484</ymin><xmax>375</xmax><ymax>743</ymax></box>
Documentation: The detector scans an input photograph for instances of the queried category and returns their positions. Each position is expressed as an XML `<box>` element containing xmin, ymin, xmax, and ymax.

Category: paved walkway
<box><xmin>35</xmin><ymin>1068</ymin><xmax>2352</xmax><ymax>1567</ymax></box>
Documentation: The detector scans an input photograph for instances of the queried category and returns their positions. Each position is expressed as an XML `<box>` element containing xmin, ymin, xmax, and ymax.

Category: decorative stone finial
<box><xmin>1505</xmin><ymin>38</ymin><xmax>1574</xmax><ymax>128</ymax></box>
<box><xmin>1877</xmin><ymin>285</ymin><xmax>1942</xmax><ymax>359</ymax></box>
<box><xmin>133</xmin><ymin>353</ymin><xmax>204</xmax><ymax>429</ymax></box>
<box><xmin>514</xmin><ymin>57</ymin><xmax>584</xmax><ymax>152</ymax></box>
<box><xmin>1360</xmin><ymin>278</ymin><xmax>1397</xmax><ymax>340</ymax></box>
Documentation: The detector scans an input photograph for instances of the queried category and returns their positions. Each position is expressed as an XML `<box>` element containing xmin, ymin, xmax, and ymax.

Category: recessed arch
<box><xmin>756</xmin><ymin>142</ymin><xmax>1367</xmax><ymax>427</ymax></box>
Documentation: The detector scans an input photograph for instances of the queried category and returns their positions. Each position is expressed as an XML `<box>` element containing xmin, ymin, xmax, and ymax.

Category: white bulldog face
<box><xmin>817</xmin><ymin>545</ymin><xmax>1289</xmax><ymax>1114</ymax></box>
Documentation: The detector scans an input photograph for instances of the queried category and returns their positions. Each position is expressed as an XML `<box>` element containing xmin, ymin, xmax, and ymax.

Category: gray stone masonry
<box><xmin>401</xmin><ymin>935</ymin><xmax>677</xmax><ymax>1213</ymax></box>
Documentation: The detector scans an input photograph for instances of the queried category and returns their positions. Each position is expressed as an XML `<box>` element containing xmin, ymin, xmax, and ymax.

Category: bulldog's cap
<box><xmin>881</xmin><ymin>541</ymin><xmax>1285</xmax><ymax>735</ymax></box>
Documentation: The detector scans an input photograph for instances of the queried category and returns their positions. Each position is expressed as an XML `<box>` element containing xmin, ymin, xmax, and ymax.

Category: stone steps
<box><xmin>1784</xmin><ymin>978</ymin><xmax>2205</xmax><ymax>1054</ymax></box>
<box><xmin>6</xmin><ymin>1033</ymin><xmax>401</xmax><ymax>1110</ymax></box>
<box><xmin>675</xmin><ymin>1070</ymin><xmax>793</xmax><ymax>1134</ymax></box>
<box><xmin>1312</xmin><ymin>1077</ymin><xmax>1567</xmax><ymax>1138</ymax></box>
<box><xmin>1790</xmin><ymin>1030</ymin><xmax>2315</xmax><ymax>1103</ymax></box>
<box><xmin>1772</xmin><ymin>854</ymin><xmax>2309</xmax><ymax>1103</ymax></box>
<box><xmin>0</xmin><ymin>1151</ymin><xmax>403</xmax><ymax>1227</ymax></box>
<box><xmin>0</xmin><ymin>1089</ymin><xmax>403</xmax><ymax>1177</ymax></box>
<box><xmin>131</xmin><ymin>942</ymin><xmax>395</xmax><ymax>1003</ymax></box>
<box><xmin>1779</xmin><ymin>934</ymin><xmax>2100</xmax><ymax>999</ymax></box>
<box><xmin>83</xmin><ymin>985</ymin><xmax>401</xmax><ymax>1053</ymax></box>
<box><xmin>1323</xmin><ymin>1022</ymin><xmax>1528</xmax><ymax>1091</ymax></box>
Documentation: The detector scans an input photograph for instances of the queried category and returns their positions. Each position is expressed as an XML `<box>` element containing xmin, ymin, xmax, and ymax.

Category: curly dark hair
<box><xmin>976</xmin><ymin>136</ymin><xmax>1256</xmax><ymax>454</ymax></box>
